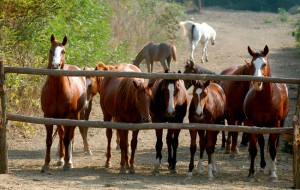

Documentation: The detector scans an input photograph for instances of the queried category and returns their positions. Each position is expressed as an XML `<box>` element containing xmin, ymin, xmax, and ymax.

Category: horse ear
<box><xmin>204</xmin><ymin>80</ymin><xmax>210</xmax><ymax>87</ymax></box>
<box><xmin>191</xmin><ymin>80</ymin><xmax>196</xmax><ymax>86</ymax></box>
<box><xmin>62</xmin><ymin>36</ymin><xmax>68</xmax><ymax>46</ymax></box>
<box><xmin>51</xmin><ymin>34</ymin><xmax>55</xmax><ymax>43</ymax></box>
<box><xmin>247</xmin><ymin>46</ymin><xmax>255</xmax><ymax>57</ymax></box>
<box><xmin>177</xmin><ymin>70</ymin><xmax>181</xmax><ymax>73</ymax></box>
<box><xmin>147</xmin><ymin>80</ymin><xmax>155</xmax><ymax>89</ymax></box>
<box><xmin>263</xmin><ymin>45</ymin><xmax>269</xmax><ymax>56</ymax></box>
<box><xmin>164</xmin><ymin>69</ymin><xmax>169</xmax><ymax>73</ymax></box>
<box><xmin>245</xmin><ymin>60</ymin><xmax>252</xmax><ymax>67</ymax></box>
<box><xmin>133</xmin><ymin>80</ymin><xmax>139</xmax><ymax>89</ymax></box>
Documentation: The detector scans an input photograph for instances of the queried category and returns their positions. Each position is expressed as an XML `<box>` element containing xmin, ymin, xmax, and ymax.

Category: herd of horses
<box><xmin>40</xmin><ymin>19</ymin><xmax>290</xmax><ymax>183</ymax></box>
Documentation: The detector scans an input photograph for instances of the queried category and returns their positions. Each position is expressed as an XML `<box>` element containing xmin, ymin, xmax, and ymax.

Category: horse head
<box><xmin>48</xmin><ymin>34</ymin><xmax>67</xmax><ymax>70</ymax></box>
<box><xmin>191</xmin><ymin>80</ymin><xmax>210</xmax><ymax>119</ymax></box>
<box><xmin>132</xmin><ymin>79</ymin><xmax>155</xmax><ymax>122</ymax></box>
<box><xmin>247</xmin><ymin>45</ymin><xmax>270</xmax><ymax>91</ymax></box>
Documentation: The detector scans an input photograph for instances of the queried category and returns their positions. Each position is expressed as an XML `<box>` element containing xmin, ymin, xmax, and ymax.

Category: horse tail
<box><xmin>191</xmin><ymin>24</ymin><xmax>195</xmax><ymax>42</ymax></box>
<box><xmin>170</xmin><ymin>44</ymin><xmax>177</xmax><ymax>63</ymax></box>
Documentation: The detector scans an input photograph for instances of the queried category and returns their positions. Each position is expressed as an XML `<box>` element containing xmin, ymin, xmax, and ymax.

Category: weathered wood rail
<box><xmin>1</xmin><ymin>60</ymin><xmax>300</xmax><ymax>187</ymax></box>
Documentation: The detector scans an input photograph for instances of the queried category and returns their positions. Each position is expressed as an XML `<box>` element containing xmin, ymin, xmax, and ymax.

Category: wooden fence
<box><xmin>0</xmin><ymin>59</ymin><xmax>299</xmax><ymax>187</ymax></box>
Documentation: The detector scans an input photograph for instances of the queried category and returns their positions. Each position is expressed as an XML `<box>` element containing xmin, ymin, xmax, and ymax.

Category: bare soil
<box><xmin>2</xmin><ymin>7</ymin><xmax>300</xmax><ymax>189</ymax></box>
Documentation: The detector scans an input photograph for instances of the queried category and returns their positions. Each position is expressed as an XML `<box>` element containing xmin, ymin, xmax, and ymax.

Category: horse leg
<box><xmin>166</xmin><ymin>56</ymin><xmax>171</xmax><ymax>70</ymax></box>
<box><xmin>118</xmin><ymin>129</ymin><xmax>129</xmax><ymax>174</ymax></box>
<box><xmin>153</xmin><ymin>129</ymin><xmax>163</xmax><ymax>176</ymax></box>
<box><xmin>79</xmin><ymin>100</ymin><xmax>93</xmax><ymax>155</ymax></box>
<box><xmin>240</xmin><ymin>132</ymin><xmax>249</xmax><ymax>147</ymax></box>
<box><xmin>128</xmin><ymin>130</ymin><xmax>139</xmax><ymax>174</ymax></box>
<box><xmin>202</xmin><ymin>41</ymin><xmax>209</xmax><ymax>63</ymax></box>
<box><xmin>145</xmin><ymin>60</ymin><xmax>151</xmax><ymax>73</ymax></box>
<box><xmin>166</xmin><ymin>129</ymin><xmax>173</xmax><ymax>170</ymax></box>
<box><xmin>105</xmin><ymin>128</ymin><xmax>113</xmax><ymax>168</ymax></box>
<box><xmin>104</xmin><ymin>114</ymin><xmax>113</xmax><ymax>168</ymax></box>
<box><xmin>41</xmin><ymin>125</ymin><xmax>54</xmax><ymax>173</ymax></box>
<box><xmin>57</xmin><ymin>125</ymin><xmax>65</xmax><ymax>167</ymax></box>
<box><xmin>206</xmin><ymin>131</ymin><xmax>217</xmax><ymax>178</ymax></box>
<box><xmin>230</xmin><ymin>131</ymin><xmax>239</xmax><ymax>159</ymax></box>
<box><xmin>187</xmin><ymin>130</ymin><xmax>197</xmax><ymax>177</ymax></box>
<box><xmin>170</xmin><ymin>129</ymin><xmax>180</xmax><ymax>172</ymax></box>
<box><xmin>63</xmin><ymin>126</ymin><xmax>75</xmax><ymax>171</ymax></box>
<box><xmin>224</xmin><ymin>132</ymin><xmax>232</xmax><ymax>154</ymax></box>
<box><xmin>160</xmin><ymin>59</ymin><xmax>168</xmax><ymax>71</ymax></box>
<box><xmin>221</xmin><ymin>131</ymin><xmax>226</xmax><ymax>149</ymax></box>
<box><xmin>116</xmin><ymin>129</ymin><xmax>120</xmax><ymax>150</ymax></box>
<box><xmin>268</xmin><ymin>133</ymin><xmax>279</xmax><ymax>181</ymax></box>
<box><xmin>258</xmin><ymin>134</ymin><xmax>266</xmax><ymax>174</ymax></box>
<box><xmin>197</xmin><ymin>130</ymin><xmax>205</xmax><ymax>175</ymax></box>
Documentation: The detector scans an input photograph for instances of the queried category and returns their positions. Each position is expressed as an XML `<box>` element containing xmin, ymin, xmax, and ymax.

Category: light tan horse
<box><xmin>133</xmin><ymin>42</ymin><xmax>177</xmax><ymax>73</ymax></box>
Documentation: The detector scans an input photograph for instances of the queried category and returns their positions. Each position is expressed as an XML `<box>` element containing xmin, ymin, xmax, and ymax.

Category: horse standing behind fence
<box><xmin>99</xmin><ymin>66</ymin><xmax>154</xmax><ymax>174</ymax></box>
<box><xmin>183</xmin><ymin>59</ymin><xmax>227</xmax><ymax>148</ymax></box>
<box><xmin>150</xmin><ymin>70</ymin><xmax>188</xmax><ymax>175</ymax></box>
<box><xmin>180</xmin><ymin>21</ymin><xmax>216</xmax><ymax>63</ymax></box>
<box><xmin>218</xmin><ymin>49</ymin><xmax>262</xmax><ymax>159</ymax></box>
<box><xmin>188</xmin><ymin>80</ymin><xmax>226</xmax><ymax>178</ymax></box>
<box><xmin>41</xmin><ymin>34</ymin><xmax>88</xmax><ymax>172</ymax></box>
<box><xmin>243</xmin><ymin>45</ymin><xmax>290</xmax><ymax>182</ymax></box>
<box><xmin>133</xmin><ymin>42</ymin><xmax>177</xmax><ymax>73</ymax></box>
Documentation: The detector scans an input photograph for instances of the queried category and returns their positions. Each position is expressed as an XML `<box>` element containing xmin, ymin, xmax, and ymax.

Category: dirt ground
<box><xmin>2</xmin><ymin>7</ymin><xmax>300</xmax><ymax>189</ymax></box>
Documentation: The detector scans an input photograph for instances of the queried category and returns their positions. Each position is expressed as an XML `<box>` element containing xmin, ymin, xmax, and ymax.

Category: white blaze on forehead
<box><xmin>167</xmin><ymin>83</ymin><xmax>175</xmax><ymax>113</ymax></box>
<box><xmin>253</xmin><ymin>57</ymin><xmax>266</xmax><ymax>77</ymax></box>
<box><xmin>52</xmin><ymin>46</ymin><xmax>64</xmax><ymax>64</ymax></box>
<box><xmin>195</xmin><ymin>88</ymin><xmax>203</xmax><ymax>115</ymax></box>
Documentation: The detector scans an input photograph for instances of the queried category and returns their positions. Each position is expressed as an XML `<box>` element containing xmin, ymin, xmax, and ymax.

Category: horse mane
<box><xmin>185</xmin><ymin>60</ymin><xmax>216</xmax><ymax>75</ymax></box>
<box><xmin>115</xmin><ymin>78</ymin><xmax>139</xmax><ymax>112</ymax></box>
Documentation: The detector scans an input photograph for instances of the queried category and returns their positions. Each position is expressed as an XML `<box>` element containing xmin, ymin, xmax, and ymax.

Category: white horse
<box><xmin>180</xmin><ymin>21</ymin><xmax>216</xmax><ymax>63</ymax></box>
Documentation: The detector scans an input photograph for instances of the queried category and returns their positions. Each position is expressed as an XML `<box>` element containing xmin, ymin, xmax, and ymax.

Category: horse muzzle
<box><xmin>252</xmin><ymin>81</ymin><xmax>263</xmax><ymax>91</ymax></box>
<box><xmin>51</xmin><ymin>63</ymin><xmax>61</xmax><ymax>69</ymax></box>
<box><xmin>141</xmin><ymin>115</ymin><xmax>152</xmax><ymax>123</ymax></box>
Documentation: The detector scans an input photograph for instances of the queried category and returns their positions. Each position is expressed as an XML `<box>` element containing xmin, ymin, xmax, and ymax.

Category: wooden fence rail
<box><xmin>1</xmin><ymin>63</ymin><xmax>300</xmax><ymax>187</ymax></box>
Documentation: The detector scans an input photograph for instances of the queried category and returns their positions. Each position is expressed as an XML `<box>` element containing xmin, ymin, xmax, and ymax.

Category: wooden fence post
<box><xmin>294</xmin><ymin>84</ymin><xmax>300</xmax><ymax>188</ymax></box>
<box><xmin>0</xmin><ymin>57</ymin><xmax>8</xmax><ymax>174</ymax></box>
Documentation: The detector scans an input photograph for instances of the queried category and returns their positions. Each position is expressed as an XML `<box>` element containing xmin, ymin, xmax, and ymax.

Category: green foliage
<box><xmin>278</xmin><ymin>8</ymin><xmax>293</xmax><ymax>22</ymax></box>
<box><xmin>203</xmin><ymin>0</ymin><xmax>300</xmax><ymax>12</ymax></box>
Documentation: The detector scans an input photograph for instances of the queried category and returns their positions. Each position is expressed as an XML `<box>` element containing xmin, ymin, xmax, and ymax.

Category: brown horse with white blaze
<box><xmin>150</xmin><ymin>70</ymin><xmax>188</xmax><ymax>175</ymax></box>
<box><xmin>243</xmin><ymin>45</ymin><xmax>289</xmax><ymax>182</ymax></box>
<box><xmin>41</xmin><ymin>34</ymin><xmax>88</xmax><ymax>172</ymax></box>
<box><xmin>187</xmin><ymin>80</ymin><xmax>226</xmax><ymax>178</ymax></box>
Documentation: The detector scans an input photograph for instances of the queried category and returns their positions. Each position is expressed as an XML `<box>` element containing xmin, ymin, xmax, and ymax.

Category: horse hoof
<box><xmin>248</xmin><ymin>176</ymin><xmax>254</xmax><ymax>183</ymax></box>
<box><xmin>63</xmin><ymin>162</ymin><xmax>73</xmax><ymax>171</ymax></box>
<box><xmin>57</xmin><ymin>160</ymin><xmax>64</xmax><ymax>167</ymax></box>
<box><xmin>270</xmin><ymin>176</ymin><xmax>278</xmax><ymax>182</ymax></box>
<box><xmin>41</xmin><ymin>165</ymin><xmax>49</xmax><ymax>173</ymax></box>
<box><xmin>224</xmin><ymin>149</ymin><xmax>230</xmax><ymax>154</ymax></box>
<box><xmin>259</xmin><ymin>168</ymin><xmax>266</xmax><ymax>174</ymax></box>
<box><xmin>240</xmin><ymin>143</ymin><xmax>248</xmax><ymax>147</ymax></box>
<box><xmin>84</xmin><ymin>149</ymin><xmax>93</xmax><ymax>156</ymax></box>
<box><xmin>170</xmin><ymin>169</ymin><xmax>178</xmax><ymax>174</ymax></box>
<box><xmin>229</xmin><ymin>153</ymin><xmax>236</xmax><ymax>160</ymax></box>
<box><xmin>105</xmin><ymin>161</ymin><xmax>111</xmax><ymax>168</ymax></box>
<box><xmin>119</xmin><ymin>169</ymin><xmax>126</xmax><ymax>174</ymax></box>
<box><xmin>129</xmin><ymin>169</ymin><xmax>136</xmax><ymax>174</ymax></box>
<box><xmin>187</xmin><ymin>172</ymin><xmax>193</xmax><ymax>177</ymax></box>
<box><xmin>152</xmin><ymin>171</ymin><xmax>159</xmax><ymax>176</ymax></box>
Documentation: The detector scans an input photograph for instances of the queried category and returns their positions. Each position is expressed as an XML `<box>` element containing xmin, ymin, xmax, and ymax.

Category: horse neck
<box><xmin>133</xmin><ymin>49</ymin><xmax>145</xmax><ymax>66</ymax></box>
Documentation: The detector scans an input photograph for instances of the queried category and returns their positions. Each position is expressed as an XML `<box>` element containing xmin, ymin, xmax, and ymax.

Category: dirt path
<box><xmin>2</xmin><ymin>7</ymin><xmax>300</xmax><ymax>189</ymax></box>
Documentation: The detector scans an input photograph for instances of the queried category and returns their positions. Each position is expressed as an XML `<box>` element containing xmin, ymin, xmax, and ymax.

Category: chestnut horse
<box><xmin>133</xmin><ymin>42</ymin><xmax>177</xmax><ymax>73</ymax></box>
<box><xmin>99</xmin><ymin>68</ymin><xmax>154</xmax><ymax>174</ymax></box>
<box><xmin>218</xmin><ymin>52</ymin><xmax>261</xmax><ymax>159</ymax></box>
<box><xmin>187</xmin><ymin>80</ymin><xmax>226</xmax><ymax>178</ymax></box>
<box><xmin>41</xmin><ymin>34</ymin><xmax>88</xmax><ymax>172</ymax></box>
<box><xmin>243</xmin><ymin>45</ymin><xmax>289</xmax><ymax>182</ymax></box>
<box><xmin>183</xmin><ymin>59</ymin><xmax>227</xmax><ymax>149</ymax></box>
<box><xmin>150</xmin><ymin>70</ymin><xmax>188</xmax><ymax>175</ymax></box>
